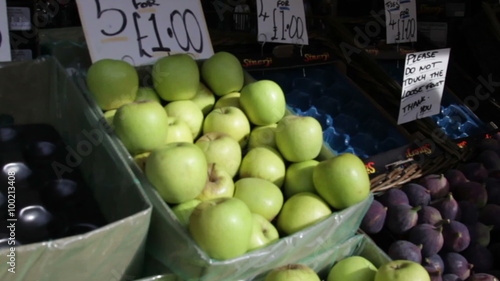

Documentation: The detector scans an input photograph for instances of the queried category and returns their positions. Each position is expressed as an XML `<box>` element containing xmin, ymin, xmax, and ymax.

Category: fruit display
<box><xmin>82</xmin><ymin>51</ymin><xmax>373</xmax><ymax>279</ymax></box>
<box><xmin>249</xmin><ymin>65</ymin><xmax>411</xmax><ymax>159</ymax></box>
<box><xmin>361</xmin><ymin>133</ymin><xmax>500</xmax><ymax>280</ymax></box>
<box><xmin>0</xmin><ymin>124</ymin><xmax>107</xmax><ymax>247</ymax></box>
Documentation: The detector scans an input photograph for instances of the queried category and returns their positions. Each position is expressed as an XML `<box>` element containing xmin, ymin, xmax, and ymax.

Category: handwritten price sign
<box><xmin>397</xmin><ymin>48</ymin><xmax>451</xmax><ymax>125</ymax></box>
<box><xmin>76</xmin><ymin>0</ymin><xmax>214</xmax><ymax>66</ymax></box>
<box><xmin>256</xmin><ymin>0</ymin><xmax>309</xmax><ymax>45</ymax></box>
<box><xmin>0</xmin><ymin>1</ymin><xmax>11</xmax><ymax>62</ymax></box>
<box><xmin>384</xmin><ymin>0</ymin><xmax>417</xmax><ymax>44</ymax></box>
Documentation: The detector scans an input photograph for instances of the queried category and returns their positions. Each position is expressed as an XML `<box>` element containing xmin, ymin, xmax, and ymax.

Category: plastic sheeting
<box><xmin>0</xmin><ymin>57</ymin><xmax>152</xmax><ymax>281</ymax></box>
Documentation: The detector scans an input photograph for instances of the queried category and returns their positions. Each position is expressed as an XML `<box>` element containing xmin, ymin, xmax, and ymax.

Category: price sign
<box><xmin>76</xmin><ymin>0</ymin><xmax>214</xmax><ymax>66</ymax></box>
<box><xmin>0</xmin><ymin>1</ymin><xmax>11</xmax><ymax>62</ymax></box>
<box><xmin>384</xmin><ymin>0</ymin><xmax>417</xmax><ymax>44</ymax></box>
<box><xmin>397</xmin><ymin>48</ymin><xmax>451</xmax><ymax>125</ymax></box>
<box><xmin>256</xmin><ymin>0</ymin><xmax>309</xmax><ymax>45</ymax></box>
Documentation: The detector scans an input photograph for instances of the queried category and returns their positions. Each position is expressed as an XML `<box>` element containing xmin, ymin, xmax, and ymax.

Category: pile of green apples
<box><xmin>85</xmin><ymin>51</ymin><xmax>371</xmax><ymax>261</ymax></box>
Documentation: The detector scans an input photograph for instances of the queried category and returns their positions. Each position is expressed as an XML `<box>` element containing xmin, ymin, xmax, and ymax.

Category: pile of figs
<box><xmin>361</xmin><ymin>132</ymin><xmax>500</xmax><ymax>281</ymax></box>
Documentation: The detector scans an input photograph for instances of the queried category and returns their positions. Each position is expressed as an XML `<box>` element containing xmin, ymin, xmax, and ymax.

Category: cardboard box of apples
<box><xmin>0</xmin><ymin>57</ymin><xmax>152</xmax><ymax>281</ymax></box>
<box><xmin>79</xmin><ymin>51</ymin><xmax>374</xmax><ymax>280</ymax></box>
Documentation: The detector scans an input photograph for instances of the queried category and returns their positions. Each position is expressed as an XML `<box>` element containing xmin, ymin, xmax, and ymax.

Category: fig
<box><xmin>467</xmin><ymin>222</ymin><xmax>493</xmax><ymax>247</ymax></box>
<box><xmin>387</xmin><ymin>240</ymin><xmax>423</xmax><ymax>263</ymax></box>
<box><xmin>460</xmin><ymin>162</ymin><xmax>489</xmax><ymax>183</ymax></box>
<box><xmin>385</xmin><ymin>204</ymin><xmax>421</xmax><ymax>235</ymax></box>
<box><xmin>360</xmin><ymin>199</ymin><xmax>387</xmax><ymax>234</ymax></box>
<box><xmin>424</xmin><ymin>253</ymin><xmax>446</xmax><ymax>274</ymax></box>
<box><xmin>418</xmin><ymin>205</ymin><xmax>444</xmax><ymax>225</ymax></box>
<box><xmin>426</xmin><ymin>266</ymin><xmax>444</xmax><ymax>281</ymax></box>
<box><xmin>461</xmin><ymin>244</ymin><xmax>494</xmax><ymax>273</ymax></box>
<box><xmin>465</xmin><ymin>273</ymin><xmax>499</xmax><ymax>281</ymax></box>
<box><xmin>442</xmin><ymin>219</ymin><xmax>471</xmax><ymax>252</ymax></box>
<box><xmin>479</xmin><ymin>204</ymin><xmax>500</xmax><ymax>229</ymax></box>
<box><xmin>433</xmin><ymin>192</ymin><xmax>460</xmax><ymax>220</ymax></box>
<box><xmin>478</xmin><ymin>149</ymin><xmax>500</xmax><ymax>171</ymax></box>
<box><xmin>402</xmin><ymin>182</ymin><xmax>432</xmax><ymax>206</ymax></box>
<box><xmin>484</xmin><ymin>178</ymin><xmax>500</xmax><ymax>205</ymax></box>
<box><xmin>443</xmin><ymin>252</ymin><xmax>473</xmax><ymax>280</ymax></box>
<box><xmin>420</xmin><ymin>174</ymin><xmax>450</xmax><ymax>199</ymax></box>
<box><xmin>408</xmin><ymin>223</ymin><xmax>444</xmax><ymax>257</ymax></box>
<box><xmin>445</xmin><ymin>169</ymin><xmax>470</xmax><ymax>191</ymax></box>
<box><xmin>378</xmin><ymin>188</ymin><xmax>410</xmax><ymax>207</ymax></box>
<box><xmin>443</xmin><ymin>273</ymin><xmax>462</xmax><ymax>281</ymax></box>
<box><xmin>454</xmin><ymin>182</ymin><xmax>488</xmax><ymax>208</ymax></box>
<box><xmin>457</xmin><ymin>200</ymin><xmax>480</xmax><ymax>225</ymax></box>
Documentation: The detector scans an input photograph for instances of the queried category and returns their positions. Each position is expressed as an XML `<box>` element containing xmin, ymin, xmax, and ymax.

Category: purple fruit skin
<box><xmin>443</xmin><ymin>252</ymin><xmax>472</xmax><ymax>280</ymax></box>
<box><xmin>385</xmin><ymin>204</ymin><xmax>420</xmax><ymax>235</ymax></box>
<box><xmin>379</xmin><ymin>188</ymin><xmax>410</xmax><ymax>207</ymax></box>
<box><xmin>442</xmin><ymin>220</ymin><xmax>471</xmax><ymax>253</ymax></box>
<box><xmin>424</xmin><ymin>253</ymin><xmax>445</xmax><ymax>274</ymax></box>
<box><xmin>360</xmin><ymin>199</ymin><xmax>387</xmax><ymax>234</ymax></box>
<box><xmin>478</xmin><ymin>150</ymin><xmax>500</xmax><ymax>171</ymax></box>
<box><xmin>467</xmin><ymin>222</ymin><xmax>492</xmax><ymax>247</ymax></box>
<box><xmin>420</xmin><ymin>174</ymin><xmax>450</xmax><ymax>199</ymax></box>
<box><xmin>402</xmin><ymin>182</ymin><xmax>432</xmax><ymax>206</ymax></box>
<box><xmin>388</xmin><ymin>240</ymin><xmax>423</xmax><ymax>263</ymax></box>
<box><xmin>419</xmin><ymin>205</ymin><xmax>444</xmax><ymax>225</ymax></box>
<box><xmin>460</xmin><ymin>162</ymin><xmax>489</xmax><ymax>183</ymax></box>
<box><xmin>479</xmin><ymin>204</ymin><xmax>500</xmax><ymax>229</ymax></box>
<box><xmin>457</xmin><ymin>200</ymin><xmax>480</xmax><ymax>225</ymax></box>
<box><xmin>462</xmin><ymin>244</ymin><xmax>494</xmax><ymax>273</ymax></box>
<box><xmin>445</xmin><ymin>169</ymin><xmax>470</xmax><ymax>192</ymax></box>
<box><xmin>454</xmin><ymin>182</ymin><xmax>488</xmax><ymax>208</ymax></box>
<box><xmin>433</xmin><ymin>193</ymin><xmax>460</xmax><ymax>220</ymax></box>
<box><xmin>408</xmin><ymin>223</ymin><xmax>444</xmax><ymax>257</ymax></box>
<box><xmin>443</xmin><ymin>273</ymin><xmax>462</xmax><ymax>281</ymax></box>
<box><xmin>465</xmin><ymin>273</ymin><xmax>500</xmax><ymax>281</ymax></box>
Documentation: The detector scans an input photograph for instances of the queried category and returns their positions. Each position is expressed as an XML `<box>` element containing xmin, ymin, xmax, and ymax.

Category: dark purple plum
<box><xmin>457</xmin><ymin>200</ymin><xmax>480</xmax><ymax>225</ymax></box>
<box><xmin>443</xmin><ymin>252</ymin><xmax>473</xmax><ymax>280</ymax></box>
<box><xmin>442</xmin><ymin>219</ymin><xmax>471</xmax><ymax>252</ymax></box>
<box><xmin>465</xmin><ymin>273</ymin><xmax>499</xmax><ymax>281</ymax></box>
<box><xmin>467</xmin><ymin>222</ymin><xmax>493</xmax><ymax>247</ymax></box>
<box><xmin>454</xmin><ymin>182</ymin><xmax>488</xmax><ymax>208</ymax></box>
<box><xmin>460</xmin><ymin>162</ymin><xmax>489</xmax><ymax>183</ymax></box>
<box><xmin>462</xmin><ymin>244</ymin><xmax>494</xmax><ymax>273</ymax></box>
<box><xmin>420</xmin><ymin>174</ymin><xmax>450</xmax><ymax>199</ymax></box>
<box><xmin>419</xmin><ymin>205</ymin><xmax>444</xmax><ymax>225</ymax></box>
<box><xmin>402</xmin><ymin>182</ymin><xmax>432</xmax><ymax>206</ymax></box>
<box><xmin>478</xmin><ymin>150</ymin><xmax>500</xmax><ymax>171</ymax></box>
<box><xmin>479</xmin><ymin>204</ymin><xmax>500</xmax><ymax>229</ymax></box>
<box><xmin>378</xmin><ymin>188</ymin><xmax>410</xmax><ymax>207</ymax></box>
<box><xmin>433</xmin><ymin>192</ymin><xmax>460</xmax><ymax>220</ymax></box>
<box><xmin>388</xmin><ymin>240</ymin><xmax>423</xmax><ymax>263</ymax></box>
<box><xmin>443</xmin><ymin>273</ymin><xmax>462</xmax><ymax>281</ymax></box>
<box><xmin>360</xmin><ymin>199</ymin><xmax>387</xmax><ymax>234</ymax></box>
<box><xmin>385</xmin><ymin>204</ymin><xmax>421</xmax><ymax>235</ymax></box>
<box><xmin>445</xmin><ymin>169</ymin><xmax>470</xmax><ymax>191</ymax></box>
<box><xmin>408</xmin><ymin>223</ymin><xmax>444</xmax><ymax>257</ymax></box>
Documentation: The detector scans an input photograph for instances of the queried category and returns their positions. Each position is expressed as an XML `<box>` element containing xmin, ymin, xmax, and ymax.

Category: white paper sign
<box><xmin>76</xmin><ymin>0</ymin><xmax>214</xmax><ymax>66</ymax></box>
<box><xmin>397</xmin><ymin>48</ymin><xmax>451</xmax><ymax>125</ymax></box>
<box><xmin>384</xmin><ymin>0</ymin><xmax>417</xmax><ymax>44</ymax></box>
<box><xmin>256</xmin><ymin>0</ymin><xmax>309</xmax><ymax>45</ymax></box>
<box><xmin>0</xmin><ymin>1</ymin><xmax>12</xmax><ymax>62</ymax></box>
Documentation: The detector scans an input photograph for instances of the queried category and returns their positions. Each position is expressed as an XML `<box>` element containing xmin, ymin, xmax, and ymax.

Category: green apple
<box><xmin>275</xmin><ymin>115</ymin><xmax>323</xmax><ymax>162</ymax></box>
<box><xmin>133</xmin><ymin>151</ymin><xmax>150</xmax><ymax>172</ymax></box>
<box><xmin>327</xmin><ymin>256</ymin><xmax>377</xmax><ymax>281</ymax></box>
<box><xmin>247</xmin><ymin>123</ymin><xmax>278</xmax><ymax>150</ymax></box>
<box><xmin>240</xmin><ymin>80</ymin><xmax>286</xmax><ymax>126</ymax></box>
<box><xmin>374</xmin><ymin>260</ymin><xmax>430</xmax><ymax>281</ymax></box>
<box><xmin>247</xmin><ymin>213</ymin><xmax>279</xmax><ymax>252</ymax></box>
<box><xmin>196</xmin><ymin>163</ymin><xmax>235</xmax><ymax>201</ymax></box>
<box><xmin>276</xmin><ymin>192</ymin><xmax>332</xmax><ymax>235</ymax></box>
<box><xmin>86</xmin><ymin>59</ymin><xmax>138</xmax><ymax>110</ymax></box>
<box><xmin>203</xmin><ymin>106</ymin><xmax>251</xmax><ymax>148</ymax></box>
<box><xmin>145</xmin><ymin>142</ymin><xmax>208</xmax><ymax>204</ymax></box>
<box><xmin>189</xmin><ymin>197</ymin><xmax>253</xmax><ymax>260</ymax></box>
<box><xmin>234</xmin><ymin>177</ymin><xmax>284</xmax><ymax>221</ymax></box>
<box><xmin>195</xmin><ymin>132</ymin><xmax>242</xmax><ymax>178</ymax></box>
<box><xmin>103</xmin><ymin>109</ymin><xmax>117</xmax><ymax>128</ymax></box>
<box><xmin>164</xmin><ymin>100</ymin><xmax>204</xmax><ymax>139</ymax></box>
<box><xmin>284</xmin><ymin>160</ymin><xmax>319</xmax><ymax>198</ymax></box>
<box><xmin>214</xmin><ymin>92</ymin><xmax>241</xmax><ymax>109</ymax></box>
<box><xmin>201</xmin><ymin>51</ymin><xmax>244</xmax><ymax>96</ymax></box>
<box><xmin>113</xmin><ymin>100</ymin><xmax>169</xmax><ymax>155</ymax></box>
<box><xmin>165</xmin><ymin>116</ymin><xmax>193</xmax><ymax>144</ymax></box>
<box><xmin>264</xmin><ymin>264</ymin><xmax>321</xmax><ymax>281</ymax></box>
<box><xmin>191</xmin><ymin>82</ymin><xmax>216</xmax><ymax>116</ymax></box>
<box><xmin>171</xmin><ymin>198</ymin><xmax>202</xmax><ymax>227</ymax></box>
<box><xmin>153</xmin><ymin>53</ymin><xmax>199</xmax><ymax>101</ymax></box>
<box><xmin>239</xmin><ymin>146</ymin><xmax>286</xmax><ymax>187</ymax></box>
<box><xmin>135</xmin><ymin>86</ymin><xmax>161</xmax><ymax>103</ymax></box>
<box><xmin>312</xmin><ymin>153</ymin><xmax>371</xmax><ymax>210</ymax></box>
